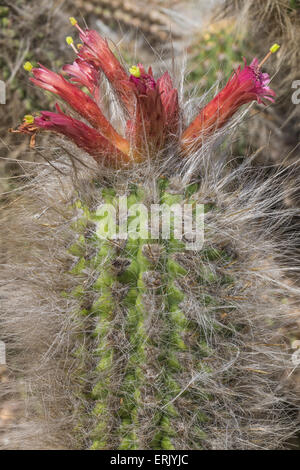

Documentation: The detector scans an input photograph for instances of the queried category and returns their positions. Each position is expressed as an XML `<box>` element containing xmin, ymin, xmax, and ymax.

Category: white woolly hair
<box><xmin>1</xmin><ymin>40</ymin><xmax>300</xmax><ymax>451</ymax></box>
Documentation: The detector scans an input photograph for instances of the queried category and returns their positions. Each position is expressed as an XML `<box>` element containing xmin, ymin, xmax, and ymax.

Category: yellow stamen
<box><xmin>69</xmin><ymin>16</ymin><xmax>84</xmax><ymax>35</ymax></box>
<box><xmin>77</xmin><ymin>44</ymin><xmax>83</xmax><ymax>49</ymax></box>
<box><xmin>129</xmin><ymin>65</ymin><xmax>141</xmax><ymax>78</ymax></box>
<box><xmin>23</xmin><ymin>61</ymin><xmax>33</xmax><ymax>72</ymax></box>
<box><xmin>24</xmin><ymin>115</ymin><xmax>34</xmax><ymax>124</ymax></box>
<box><xmin>66</xmin><ymin>36</ymin><xmax>78</xmax><ymax>53</ymax></box>
<box><xmin>258</xmin><ymin>43</ymin><xmax>280</xmax><ymax>69</ymax></box>
<box><xmin>66</xmin><ymin>36</ymin><xmax>74</xmax><ymax>45</ymax></box>
<box><xmin>270</xmin><ymin>43</ymin><xmax>280</xmax><ymax>54</ymax></box>
<box><xmin>69</xmin><ymin>17</ymin><xmax>77</xmax><ymax>26</ymax></box>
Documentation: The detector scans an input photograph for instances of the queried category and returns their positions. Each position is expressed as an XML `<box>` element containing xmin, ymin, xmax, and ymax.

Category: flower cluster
<box><xmin>13</xmin><ymin>18</ymin><xmax>279</xmax><ymax>167</ymax></box>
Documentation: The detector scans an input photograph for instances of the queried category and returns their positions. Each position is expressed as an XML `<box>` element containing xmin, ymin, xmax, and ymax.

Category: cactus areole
<box><xmin>10</xmin><ymin>19</ymin><xmax>283</xmax><ymax>450</ymax></box>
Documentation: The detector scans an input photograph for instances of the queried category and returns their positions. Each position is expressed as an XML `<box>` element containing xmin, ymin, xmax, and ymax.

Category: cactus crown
<box><xmin>13</xmin><ymin>18</ymin><xmax>278</xmax><ymax>169</ymax></box>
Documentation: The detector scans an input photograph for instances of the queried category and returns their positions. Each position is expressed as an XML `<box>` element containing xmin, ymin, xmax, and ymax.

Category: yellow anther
<box><xmin>77</xmin><ymin>44</ymin><xmax>83</xmax><ymax>49</ymax></box>
<box><xmin>129</xmin><ymin>65</ymin><xmax>141</xmax><ymax>78</ymax></box>
<box><xmin>258</xmin><ymin>43</ymin><xmax>281</xmax><ymax>68</ymax></box>
<box><xmin>270</xmin><ymin>43</ymin><xmax>280</xmax><ymax>54</ymax></box>
<box><xmin>66</xmin><ymin>36</ymin><xmax>74</xmax><ymax>45</ymax></box>
<box><xmin>24</xmin><ymin>115</ymin><xmax>34</xmax><ymax>124</ymax></box>
<box><xmin>23</xmin><ymin>61</ymin><xmax>33</xmax><ymax>72</ymax></box>
<box><xmin>66</xmin><ymin>36</ymin><xmax>78</xmax><ymax>53</ymax></box>
<box><xmin>69</xmin><ymin>17</ymin><xmax>77</xmax><ymax>26</ymax></box>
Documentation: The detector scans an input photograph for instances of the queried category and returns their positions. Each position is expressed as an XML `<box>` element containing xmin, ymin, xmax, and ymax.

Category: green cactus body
<box><xmin>188</xmin><ymin>22</ymin><xmax>245</xmax><ymax>93</ymax></box>
<box><xmin>68</xmin><ymin>179</ymin><xmax>232</xmax><ymax>450</ymax></box>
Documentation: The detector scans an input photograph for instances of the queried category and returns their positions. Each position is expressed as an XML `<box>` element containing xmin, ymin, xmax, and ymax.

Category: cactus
<box><xmin>187</xmin><ymin>20</ymin><xmax>245</xmax><ymax>94</ymax></box>
<box><xmin>70</xmin><ymin>0</ymin><xmax>183</xmax><ymax>44</ymax></box>
<box><xmin>1</xmin><ymin>19</ymin><xmax>300</xmax><ymax>450</ymax></box>
<box><xmin>71</xmin><ymin>182</ymin><xmax>214</xmax><ymax>450</ymax></box>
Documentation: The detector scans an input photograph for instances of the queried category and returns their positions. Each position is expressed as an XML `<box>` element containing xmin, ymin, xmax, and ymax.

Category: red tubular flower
<box><xmin>34</xmin><ymin>107</ymin><xmax>130</xmax><ymax>167</ymax></box>
<box><xmin>78</xmin><ymin>29</ymin><xmax>135</xmax><ymax>114</ymax></box>
<box><xmin>181</xmin><ymin>58</ymin><xmax>276</xmax><ymax>148</ymax></box>
<box><xmin>127</xmin><ymin>65</ymin><xmax>166</xmax><ymax>157</ymax></box>
<box><xmin>30</xmin><ymin>65</ymin><xmax>130</xmax><ymax>155</ymax></box>
<box><xmin>157</xmin><ymin>72</ymin><xmax>179</xmax><ymax>137</ymax></box>
<box><xmin>63</xmin><ymin>59</ymin><xmax>99</xmax><ymax>97</ymax></box>
<box><xmin>15</xmin><ymin>18</ymin><xmax>278</xmax><ymax>168</ymax></box>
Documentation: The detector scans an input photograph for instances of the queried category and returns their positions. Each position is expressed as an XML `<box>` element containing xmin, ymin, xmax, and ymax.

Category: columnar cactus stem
<box><xmin>69</xmin><ymin>182</ymin><xmax>216</xmax><ymax>449</ymax></box>
<box><xmin>115</xmin><ymin>190</ymin><xmax>149</xmax><ymax>450</ymax></box>
<box><xmin>151</xmin><ymin>187</ymin><xmax>188</xmax><ymax>450</ymax></box>
<box><xmin>90</xmin><ymin>190</ymin><xmax>121</xmax><ymax>449</ymax></box>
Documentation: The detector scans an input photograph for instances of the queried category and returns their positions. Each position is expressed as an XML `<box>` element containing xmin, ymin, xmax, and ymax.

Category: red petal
<box><xmin>35</xmin><ymin>110</ymin><xmax>130</xmax><ymax>167</ymax></box>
